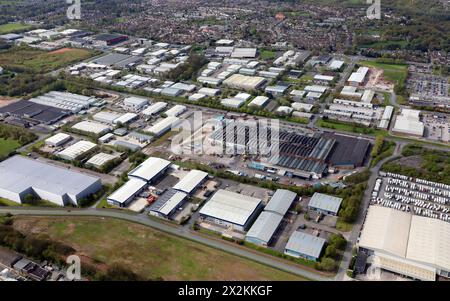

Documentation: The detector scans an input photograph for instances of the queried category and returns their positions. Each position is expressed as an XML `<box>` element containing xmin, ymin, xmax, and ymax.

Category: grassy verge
<box><xmin>0</xmin><ymin>138</ymin><xmax>20</xmax><ymax>160</ymax></box>
<box><xmin>317</xmin><ymin>118</ymin><xmax>387</xmax><ymax>136</ymax></box>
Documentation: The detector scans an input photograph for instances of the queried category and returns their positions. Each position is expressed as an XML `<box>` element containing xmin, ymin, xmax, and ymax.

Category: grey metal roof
<box><xmin>148</xmin><ymin>188</ymin><xmax>187</xmax><ymax>216</ymax></box>
<box><xmin>308</xmin><ymin>193</ymin><xmax>343</xmax><ymax>214</ymax></box>
<box><xmin>285</xmin><ymin>231</ymin><xmax>326</xmax><ymax>259</ymax></box>
<box><xmin>245</xmin><ymin>211</ymin><xmax>283</xmax><ymax>244</ymax></box>
<box><xmin>264</xmin><ymin>189</ymin><xmax>296</xmax><ymax>216</ymax></box>
<box><xmin>0</xmin><ymin>156</ymin><xmax>100</xmax><ymax>197</ymax></box>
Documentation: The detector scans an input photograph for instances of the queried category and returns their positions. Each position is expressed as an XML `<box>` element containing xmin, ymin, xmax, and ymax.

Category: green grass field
<box><xmin>359</xmin><ymin>60</ymin><xmax>408</xmax><ymax>86</ymax></box>
<box><xmin>317</xmin><ymin>118</ymin><xmax>387</xmax><ymax>136</ymax></box>
<box><xmin>0</xmin><ymin>48</ymin><xmax>96</xmax><ymax>73</ymax></box>
<box><xmin>0</xmin><ymin>138</ymin><xmax>20</xmax><ymax>160</ymax></box>
<box><xmin>0</xmin><ymin>23</ymin><xmax>32</xmax><ymax>34</ymax></box>
<box><xmin>12</xmin><ymin>216</ymin><xmax>307</xmax><ymax>281</ymax></box>
<box><xmin>260</xmin><ymin>49</ymin><xmax>276</xmax><ymax>60</ymax></box>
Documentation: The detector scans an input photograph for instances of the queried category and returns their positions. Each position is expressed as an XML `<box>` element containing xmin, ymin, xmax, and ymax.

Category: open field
<box><xmin>11</xmin><ymin>216</ymin><xmax>307</xmax><ymax>281</ymax></box>
<box><xmin>360</xmin><ymin>60</ymin><xmax>408</xmax><ymax>86</ymax></box>
<box><xmin>0</xmin><ymin>47</ymin><xmax>96</xmax><ymax>73</ymax></box>
<box><xmin>0</xmin><ymin>22</ymin><xmax>33</xmax><ymax>34</ymax></box>
<box><xmin>0</xmin><ymin>138</ymin><xmax>20</xmax><ymax>160</ymax></box>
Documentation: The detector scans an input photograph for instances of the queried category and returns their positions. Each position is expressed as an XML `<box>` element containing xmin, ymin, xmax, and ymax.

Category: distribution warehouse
<box><xmin>199</xmin><ymin>189</ymin><xmax>264</xmax><ymax>231</ymax></box>
<box><xmin>358</xmin><ymin>205</ymin><xmax>450</xmax><ymax>281</ymax></box>
<box><xmin>0</xmin><ymin>156</ymin><xmax>102</xmax><ymax>206</ymax></box>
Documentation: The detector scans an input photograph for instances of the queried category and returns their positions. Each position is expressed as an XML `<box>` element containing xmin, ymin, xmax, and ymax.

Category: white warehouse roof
<box><xmin>72</xmin><ymin>121</ymin><xmax>111</xmax><ymax>135</ymax></box>
<box><xmin>200</xmin><ymin>189</ymin><xmax>262</xmax><ymax>226</ymax></box>
<box><xmin>173</xmin><ymin>170</ymin><xmax>208</xmax><ymax>194</ymax></box>
<box><xmin>165</xmin><ymin>105</ymin><xmax>187</xmax><ymax>117</ymax></box>
<box><xmin>58</xmin><ymin>140</ymin><xmax>97</xmax><ymax>161</ymax></box>
<box><xmin>113</xmin><ymin>112</ymin><xmax>137</xmax><ymax>125</ymax></box>
<box><xmin>45</xmin><ymin>133</ymin><xmax>71</xmax><ymax>146</ymax></box>
<box><xmin>359</xmin><ymin>206</ymin><xmax>450</xmax><ymax>280</ymax></box>
<box><xmin>393</xmin><ymin>109</ymin><xmax>424</xmax><ymax>137</ymax></box>
<box><xmin>86</xmin><ymin>153</ymin><xmax>118</xmax><ymax>167</ymax></box>
<box><xmin>142</xmin><ymin>102</ymin><xmax>168</xmax><ymax>116</ymax></box>
<box><xmin>147</xmin><ymin>116</ymin><xmax>180</xmax><ymax>136</ymax></box>
<box><xmin>0</xmin><ymin>155</ymin><xmax>101</xmax><ymax>206</ymax></box>
<box><xmin>248</xmin><ymin>96</ymin><xmax>269</xmax><ymax>108</ymax></box>
<box><xmin>107</xmin><ymin>178</ymin><xmax>147</xmax><ymax>205</ymax></box>
<box><xmin>128</xmin><ymin>157</ymin><xmax>171</xmax><ymax>182</ymax></box>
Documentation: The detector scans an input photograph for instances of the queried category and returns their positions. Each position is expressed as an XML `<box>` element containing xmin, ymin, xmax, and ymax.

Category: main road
<box><xmin>0</xmin><ymin>207</ymin><xmax>331</xmax><ymax>281</ymax></box>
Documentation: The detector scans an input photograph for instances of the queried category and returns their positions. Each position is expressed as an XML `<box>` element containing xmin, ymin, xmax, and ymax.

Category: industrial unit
<box><xmin>72</xmin><ymin>121</ymin><xmax>111</xmax><ymax>136</ymax></box>
<box><xmin>173</xmin><ymin>170</ymin><xmax>208</xmax><ymax>194</ymax></box>
<box><xmin>123</xmin><ymin>97</ymin><xmax>148</xmax><ymax>112</ymax></box>
<box><xmin>107</xmin><ymin>178</ymin><xmax>147</xmax><ymax>207</ymax></box>
<box><xmin>308</xmin><ymin>193</ymin><xmax>343</xmax><ymax>216</ymax></box>
<box><xmin>86</xmin><ymin>153</ymin><xmax>119</xmax><ymax>169</ymax></box>
<box><xmin>199</xmin><ymin>189</ymin><xmax>264</xmax><ymax>232</ymax></box>
<box><xmin>284</xmin><ymin>231</ymin><xmax>326</xmax><ymax>261</ymax></box>
<box><xmin>58</xmin><ymin>140</ymin><xmax>97</xmax><ymax>161</ymax></box>
<box><xmin>146</xmin><ymin>116</ymin><xmax>180</xmax><ymax>137</ymax></box>
<box><xmin>128</xmin><ymin>157</ymin><xmax>171</xmax><ymax>183</ymax></box>
<box><xmin>0</xmin><ymin>156</ymin><xmax>102</xmax><ymax>206</ymax></box>
<box><xmin>245</xmin><ymin>189</ymin><xmax>297</xmax><ymax>246</ymax></box>
<box><xmin>45</xmin><ymin>133</ymin><xmax>71</xmax><ymax>147</ymax></box>
<box><xmin>147</xmin><ymin>188</ymin><xmax>188</xmax><ymax>219</ymax></box>
<box><xmin>393</xmin><ymin>109</ymin><xmax>424</xmax><ymax>137</ymax></box>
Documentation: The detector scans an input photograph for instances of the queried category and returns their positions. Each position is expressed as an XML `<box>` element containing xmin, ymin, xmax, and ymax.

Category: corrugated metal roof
<box><xmin>199</xmin><ymin>189</ymin><xmax>262</xmax><ymax>226</ymax></box>
<box><xmin>245</xmin><ymin>211</ymin><xmax>283</xmax><ymax>244</ymax></box>
<box><xmin>0</xmin><ymin>155</ymin><xmax>100</xmax><ymax>198</ymax></box>
<box><xmin>128</xmin><ymin>157</ymin><xmax>171</xmax><ymax>182</ymax></box>
<box><xmin>107</xmin><ymin>178</ymin><xmax>147</xmax><ymax>204</ymax></box>
<box><xmin>285</xmin><ymin>231</ymin><xmax>326</xmax><ymax>259</ymax></box>
<box><xmin>173</xmin><ymin>170</ymin><xmax>208</xmax><ymax>194</ymax></box>
<box><xmin>308</xmin><ymin>193</ymin><xmax>343</xmax><ymax>214</ymax></box>
<box><xmin>148</xmin><ymin>188</ymin><xmax>187</xmax><ymax>216</ymax></box>
<box><xmin>264</xmin><ymin>189</ymin><xmax>297</xmax><ymax>216</ymax></box>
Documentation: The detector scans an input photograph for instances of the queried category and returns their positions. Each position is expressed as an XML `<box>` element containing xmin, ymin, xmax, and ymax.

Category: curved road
<box><xmin>0</xmin><ymin>207</ymin><xmax>331</xmax><ymax>281</ymax></box>
<box><xmin>334</xmin><ymin>141</ymin><xmax>404</xmax><ymax>280</ymax></box>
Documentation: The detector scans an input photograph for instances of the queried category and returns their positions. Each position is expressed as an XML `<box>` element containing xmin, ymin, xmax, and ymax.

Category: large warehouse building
<box><xmin>358</xmin><ymin>205</ymin><xmax>450</xmax><ymax>281</ymax></box>
<box><xmin>200</xmin><ymin>189</ymin><xmax>264</xmax><ymax>232</ymax></box>
<box><xmin>0</xmin><ymin>156</ymin><xmax>102</xmax><ymax>206</ymax></box>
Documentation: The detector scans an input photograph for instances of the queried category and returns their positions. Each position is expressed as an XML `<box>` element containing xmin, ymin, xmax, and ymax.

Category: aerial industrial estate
<box><xmin>0</xmin><ymin>0</ymin><xmax>449</xmax><ymax>283</ymax></box>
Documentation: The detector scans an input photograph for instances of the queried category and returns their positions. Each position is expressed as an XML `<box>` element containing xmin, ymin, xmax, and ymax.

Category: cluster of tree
<box><xmin>128</xmin><ymin>151</ymin><xmax>147</xmax><ymax>165</ymax></box>
<box><xmin>0</xmin><ymin>123</ymin><xmax>37</xmax><ymax>146</ymax></box>
<box><xmin>0</xmin><ymin>73</ymin><xmax>55</xmax><ymax>96</ymax></box>
<box><xmin>315</xmin><ymin>234</ymin><xmax>347</xmax><ymax>272</ymax></box>
<box><xmin>0</xmin><ymin>221</ymin><xmax>75</xmax><ymax>267</ymax></box>
<box><xmin>166</xmin><ymin>53</ymin><xmax>209</xmax><ymax>82</ymax></box>
<box><xmin>382</xmin><ymin>144</ymin><xmax>450</xmax><ymax>185</ymax></box>
<box><xmin>338</xmin><ymin>169</ymin><xmax>371</xmax><ymax>223</ymax></box>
